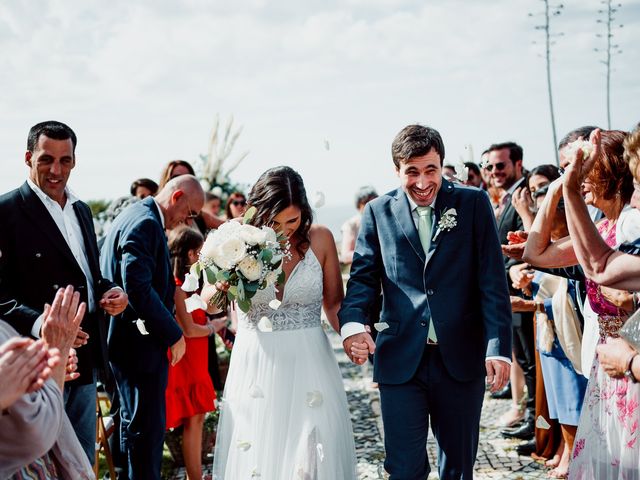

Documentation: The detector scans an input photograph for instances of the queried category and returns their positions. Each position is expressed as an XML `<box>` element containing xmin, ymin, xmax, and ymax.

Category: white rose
<box><xmin>213</xmin><ymin>220</ymin><xmax>242</xmax><ymax>245</ymax></box>
<box><xmin>212</xmin><ymin>237</ymin><xmax>247</xmax><ymax>270</ymax></box>
<box><xmin>238</xmin><ymin>255</ymin><xmax>263</xmax><ymax>281</ymax></box>
<box><xmin>261</xmin><ymin>226</ymin><xmax>277</xmax><ymax>243</ymax></box>
<box><xmin>200</xmin><ymin>233</ymin><xmax>219</xmax><ymax>261</ymax></box>
<box><xmin>240</xmin><ymin>224</ymin><xmax>267</xmax><ymax>246</ymax></box>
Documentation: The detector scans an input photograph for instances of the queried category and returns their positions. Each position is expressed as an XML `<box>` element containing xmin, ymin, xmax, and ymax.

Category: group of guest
<box><xmin>446</xmin><ymin>125</ymin><xmax>640</xmax><ymax>479</ymax></box>
<box><xmin>0</xmin><ymin>121</ymin><xmax>248</xmax><ymax>480</ymax></box>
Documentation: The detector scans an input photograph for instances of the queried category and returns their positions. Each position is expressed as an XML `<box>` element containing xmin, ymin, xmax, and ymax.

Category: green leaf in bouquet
<box><xmin>244</xmin><ymin>281</ymin><xmax>259</xmax><ymax>293</ymax></box>
<box><xmin>237</xmin><ymin>298</ymin><xmax>252</xmax><ymax>313</ymax></box>
<box><xmin>228</xmin><ymin>285</ymin><xmax>238</xmax><ymax>297</ymax></box>
<box><xmin>227</xmin><ymin>290</ymin><xmax>235</xmax><ymax>302</ymax></box>
<box><xmin>190</xmin><ymin>262</ymin><xmax>202</xmax><ymax>277</ymax></box>
<box><xmin>243</xmin><ymin>206</ymin><xmax>257</xmax><ymax>224</ymax></box>
<box><xmin>205</xmin><ymin>268</ymin><xmax>217</xmax><ymax>285</ymax></box>
<box><xmin>215</xmin><ymin>270</ymin><xmax>228</xmax><ymax>282</ymax></box>
<box><xmin>277</xmin><ymin>271</ymin><xmax>286</xmax><ymax>285</ymax></box>
<box><xmin>260</xmin><ymin>249</ymin><xmax>273</xmax><ymax>264</ymax></box>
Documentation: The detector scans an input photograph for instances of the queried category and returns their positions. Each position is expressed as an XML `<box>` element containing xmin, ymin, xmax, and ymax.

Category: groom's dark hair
<box><xmin>391</xmin><ymin>124</ymin><xmax>445</xmax><ymax>168</ymax></box>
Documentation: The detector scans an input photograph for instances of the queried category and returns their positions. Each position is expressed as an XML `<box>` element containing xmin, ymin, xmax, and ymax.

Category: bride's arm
<box><xmin>311</xmin><ymin>225</ymin><xmax>344</xmax><ymax>333</ymax></box>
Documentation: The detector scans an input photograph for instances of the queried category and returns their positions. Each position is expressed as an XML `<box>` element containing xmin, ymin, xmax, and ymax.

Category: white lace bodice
<box><xmin>239</xmin><ymin>248</ymin><xmax>324</xmax><ymax>331</ymax></box>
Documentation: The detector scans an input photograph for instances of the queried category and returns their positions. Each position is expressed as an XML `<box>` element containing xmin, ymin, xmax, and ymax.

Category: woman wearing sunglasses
<box><xmin>224</xmin><ymin>192</ymin><xmax>247</xmax><ymax>220</ymax></box>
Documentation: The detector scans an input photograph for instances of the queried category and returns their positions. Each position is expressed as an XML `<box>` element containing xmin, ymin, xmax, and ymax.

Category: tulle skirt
<box><xmin>212</xmin><ymin>324</ymin><xmax>357</xmax><ymax>480</ymax></box>
<box><xmin>569</xmin><ymin>353</ymin><xmax>640</xmax><ymax>479</ymax></box>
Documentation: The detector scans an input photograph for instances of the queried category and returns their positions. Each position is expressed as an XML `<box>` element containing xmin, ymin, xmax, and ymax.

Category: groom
<box><xmin>340</xmin><ymin>124</ymin><xmax>512</xmax><ymax>479</ymax></box>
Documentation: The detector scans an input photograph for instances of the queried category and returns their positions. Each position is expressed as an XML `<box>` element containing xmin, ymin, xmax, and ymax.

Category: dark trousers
<box><xmin>111</xmin><ymin>361</ymin><xmax>169</xmax><ymax>480</ymax></box>
<box><xmin>512</xmin><ymin>315</ymin><xmax>536</xmax><ymax>417</ymax></box>
<box><xmin>64</xmin><ymin>374</ymin><xmax>97</xmax><ymax>465</ymax></box>
<box><xmin>378</xmin><ymin>346</ymin><xmax>485</xmax><ymax>480</ymax></box>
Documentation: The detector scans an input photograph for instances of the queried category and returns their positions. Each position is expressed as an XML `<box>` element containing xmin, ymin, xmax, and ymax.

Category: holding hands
<box><xmin>343</xmin><ymin>328</ymin><xmax>375</xmax><ymax>365</ymax></box>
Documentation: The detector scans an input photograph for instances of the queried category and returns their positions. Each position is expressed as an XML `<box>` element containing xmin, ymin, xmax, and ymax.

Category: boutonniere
<box><xmin>433</xmin><ymin>208</ymin><xmax>457</xmax><ymax>241</ymax></box>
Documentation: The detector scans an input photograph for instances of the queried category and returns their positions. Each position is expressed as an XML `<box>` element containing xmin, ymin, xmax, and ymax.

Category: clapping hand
<box><xmin>42</xmin><ymin>286</ymin><xmax>86</xmax><ymax>353</ymax></box>
<box><xmin>0</xmin><ymin>338</ymin><xmax>61</xmax><ymax>410</ymax></box>
<box><xmin>65</xmin><ymin>348</ymin><xmax>80</xmax><ymax>382</ymax></box>
<box><xmin>511</xmin><ymin>187</ymin><xmax>533</xmax><ymax>218</ymax></box>
<box><xmin>563</xmin><ymin>128</ymin><xmax>601</xmax><ymax>192</ymax></box>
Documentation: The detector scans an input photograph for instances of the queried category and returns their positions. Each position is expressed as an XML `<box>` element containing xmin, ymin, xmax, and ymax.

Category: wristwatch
<box><xmin>624</xmin><ymin>354</ymin><xmax>638</xmax><ymax>383</ymax></box>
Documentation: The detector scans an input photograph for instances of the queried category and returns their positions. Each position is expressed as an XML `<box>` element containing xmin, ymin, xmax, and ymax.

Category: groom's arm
<box><xmin>339</xmin><ymin>203</ymin><xmax>383</xmax><ymax>339</ymax></box>
<box><xmin>474</xmin><ymin>191</ymin><xmax>513</xmax><ymax>361</ymax></box>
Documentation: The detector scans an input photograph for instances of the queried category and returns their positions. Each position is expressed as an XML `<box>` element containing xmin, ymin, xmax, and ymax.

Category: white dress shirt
<box><xmin>27</xmin><ymin>179</ymin><xmax>96</xmax><ymax>336</ymax></box>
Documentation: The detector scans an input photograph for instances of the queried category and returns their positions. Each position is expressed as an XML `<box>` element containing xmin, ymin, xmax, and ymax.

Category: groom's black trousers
<box><xmin>378</xmin><ymin>345</ymin><xmax>485</xmax><ymax>480</ymax></box>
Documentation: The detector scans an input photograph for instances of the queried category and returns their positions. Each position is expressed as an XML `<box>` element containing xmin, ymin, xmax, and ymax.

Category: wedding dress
<box><xmin>212</xmin><ymin>248</ymin><xmax>358</xmax><ymax>480</ymax></box>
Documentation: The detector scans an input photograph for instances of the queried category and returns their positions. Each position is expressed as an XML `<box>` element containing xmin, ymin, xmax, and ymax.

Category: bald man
<box><xmin>100</xmin><ymin>175</ymin><xmax>204</xmax><ymax>480</ymax></box>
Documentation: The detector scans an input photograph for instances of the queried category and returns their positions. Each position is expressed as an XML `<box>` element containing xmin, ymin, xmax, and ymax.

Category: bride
<box><xmin>211</xmin><ymin>166</ymin><xmax>359</xmax><ymax>479</ymax></box>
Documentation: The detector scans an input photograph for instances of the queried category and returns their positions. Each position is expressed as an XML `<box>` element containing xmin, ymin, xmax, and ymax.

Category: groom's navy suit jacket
<box><xmin>0</xmin><ymin>182</ymin><xmax>117</xmax><ymax>384</ymax></box>
<box><xmin>100</xmin><ymin>196</ymin><xmax>182</xmax><ymax>373</ymax></box>
<box><xmin>340</xmin><ymin>180</ymin><xmax>512</xmax><ymax>384</ymax></box>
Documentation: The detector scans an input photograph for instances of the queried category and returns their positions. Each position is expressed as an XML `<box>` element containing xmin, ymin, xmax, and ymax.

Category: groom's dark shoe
<box><xmin>501</xmin><ymin>420</ymin><xmax>535</xmax><ymax>440</ymax></box>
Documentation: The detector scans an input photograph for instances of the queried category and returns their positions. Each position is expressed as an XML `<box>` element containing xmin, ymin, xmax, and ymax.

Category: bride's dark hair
<box><xmin>248</xmin><ymin>166</ymin><xmax>313</xmax><ymax>258</ymax></box>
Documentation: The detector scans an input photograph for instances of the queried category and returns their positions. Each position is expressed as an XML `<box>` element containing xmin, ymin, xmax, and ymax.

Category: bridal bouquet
<box><xmin>182</xmin><ymin>207</ymin><xmax>288</xmax><ymax>313</ymax></box>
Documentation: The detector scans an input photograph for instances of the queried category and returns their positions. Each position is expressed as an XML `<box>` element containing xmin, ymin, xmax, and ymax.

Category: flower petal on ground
<box><xmin>536</xmin><ymin>415</ymin><xmax>551</xmax><ymax>430</ymax></box>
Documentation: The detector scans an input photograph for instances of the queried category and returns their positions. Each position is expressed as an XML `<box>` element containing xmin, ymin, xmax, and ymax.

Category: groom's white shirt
<box><xmin>340</xmin><ymin>188</ymin><xmax>511</xmax><ymax>365</ymax></box>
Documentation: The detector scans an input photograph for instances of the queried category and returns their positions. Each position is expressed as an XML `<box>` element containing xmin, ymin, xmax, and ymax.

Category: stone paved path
<box><xmin>169</xmin><ymin>329</ymin><xmax>551</xmax><ymax>479</ymax></box>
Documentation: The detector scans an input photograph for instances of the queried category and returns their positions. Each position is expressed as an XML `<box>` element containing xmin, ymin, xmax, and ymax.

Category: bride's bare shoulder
<box><xmin>309</xmin><ymin>225</ymin><xmax>336</xmax><ymax>256</ymax></box>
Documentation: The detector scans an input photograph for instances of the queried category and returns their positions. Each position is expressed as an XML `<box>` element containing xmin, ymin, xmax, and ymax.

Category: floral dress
<box><xmin>570</xmin><ymin>220</ymin><xmax>640</xmax><ymax>479</ymax></box>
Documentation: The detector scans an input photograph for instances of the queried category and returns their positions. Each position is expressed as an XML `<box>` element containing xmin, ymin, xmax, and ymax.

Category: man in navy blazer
<box><xmin>0</xmin><ymin>120</ymin><xmax>128</xmax><ymax>464</ymax></box>
<box><xmin>339</xmin><ymin>125</ymin><xmax>512</xmax><ymax>479</ymax></box>
<box><xmin>100</xmin><ymin>174</ymin><xmax>204</xmax><ymax>480</ymax></box>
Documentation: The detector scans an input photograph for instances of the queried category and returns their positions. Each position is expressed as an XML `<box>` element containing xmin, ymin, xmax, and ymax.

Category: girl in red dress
<box><xmin>166</xmin><ymin>226</ymin><xmax>222</xmax><ymax>480</ymax></box>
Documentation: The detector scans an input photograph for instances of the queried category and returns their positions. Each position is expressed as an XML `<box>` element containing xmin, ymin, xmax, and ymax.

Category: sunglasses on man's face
<box><xmin>486</xmin><ymin>162</ymin><xmax>506</xmax><ymax>173</ymax></box>
<box><xmin>232</xmin><ymin>200</ymin><xmax>247</xmax><ymax>207</ymax></box>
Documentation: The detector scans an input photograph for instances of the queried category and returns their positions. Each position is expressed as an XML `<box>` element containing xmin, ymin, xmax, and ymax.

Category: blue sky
<box><xmin>1</xmin><ymin>0</ymin><xmax>638</xmax><ymax>209</ymax></box>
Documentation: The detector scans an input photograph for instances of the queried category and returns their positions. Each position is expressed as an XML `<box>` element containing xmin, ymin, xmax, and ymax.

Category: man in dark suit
<box><xmin>340</xmin><ymin>124</ymin><xmax>512</xmax><ymax>479</ymax></box>
<box><xmin>485</xmin><ymin>142</ymin><xmax>537</xmax><ymax>441</ymax></box>
<box><xmin>100</xmin><ymin>174</ymin><xmax>204</xmax><ymax>480</ymax></box>
<box><xmin>0</xmin><ymin>120</ymin><xmax>129</xmax><ymax>463</ymax></box>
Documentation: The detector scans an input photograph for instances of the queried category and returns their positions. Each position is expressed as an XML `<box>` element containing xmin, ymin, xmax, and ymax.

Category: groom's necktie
<box><xmin>416</xmin><ymin>206</ymin><xmax>438</xmax><ymax>343</ymax></box>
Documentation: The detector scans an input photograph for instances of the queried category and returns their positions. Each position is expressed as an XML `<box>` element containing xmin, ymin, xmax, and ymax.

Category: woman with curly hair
<box><xmin>212</xmin><ymin>166</ymin><xmax>357</xmax><ymax>479</ymax></box>
<box><xmin>522</xmin><ymin>128</ymin><xmax>640</xmax><ymax>479</ymax></box>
